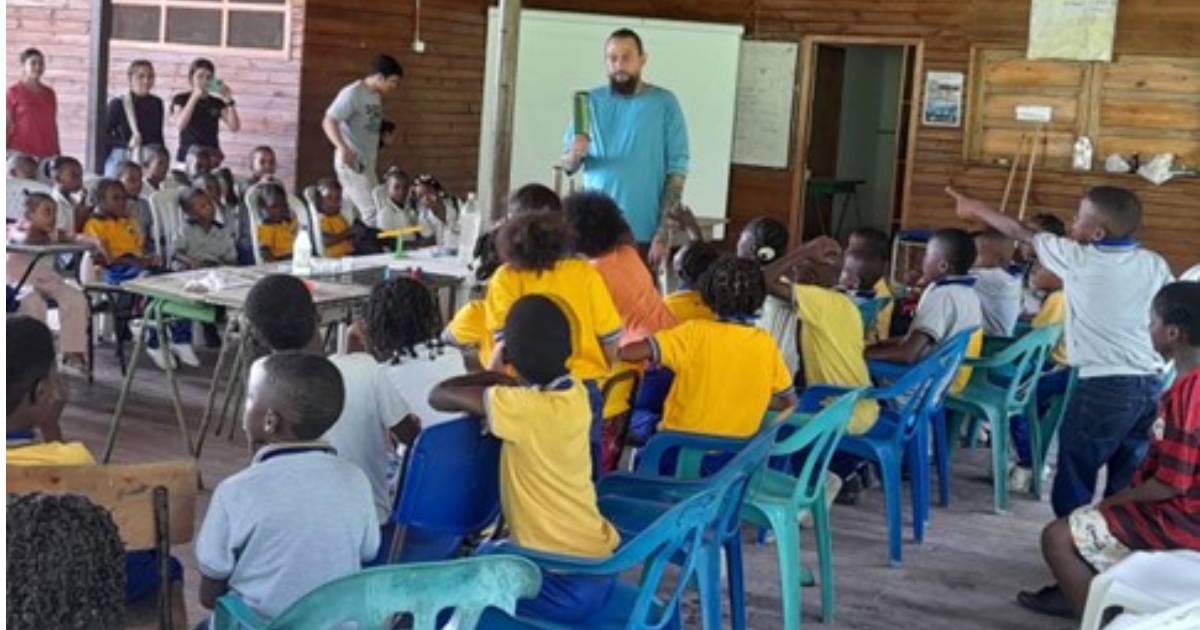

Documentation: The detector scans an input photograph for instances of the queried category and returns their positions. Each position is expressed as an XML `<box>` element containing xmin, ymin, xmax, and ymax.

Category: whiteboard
<box><xmin>733</xmin><ymin>40</ymin><xmax>799</xmax><ymax>168</ymax></box>
<box><xmin>478</xmin><ymin>9</ymin><xmax>743</xmax><ymax>237</ymax></box>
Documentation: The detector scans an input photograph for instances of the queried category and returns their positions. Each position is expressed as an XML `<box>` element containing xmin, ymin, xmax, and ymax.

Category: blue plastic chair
<box><xmin>383</xmin><ymin>416</ymin><xmax>502</xmax><ymax>563</ymax></box>
<box><xmin>832</xmin><ymin>328</ymin><xmax>974</xmax><ymax>566</ymax></box>
<box><xmin>592</xmin><ymin>424</ymin><xmax>782</xmax><ymax>630</ymax></box>
<box><xmin>213</xmin><ymin>556</ymin><xmax>542</xmax><ymax>630</ymax></box>
<box><xmin>944</xmin><ymin>325</ymin><xmax>1062</xmax><ymax>512</ymax></box>
<box><xmin>480</xmin><ymin>477</ymin><xmax>727</xmax><ymax>629</ymax></box>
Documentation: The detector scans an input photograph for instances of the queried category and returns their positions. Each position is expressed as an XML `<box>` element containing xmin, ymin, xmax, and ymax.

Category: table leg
<box><xmin>156</xmin><ymin>302</ymin><xmax>196</xmax><ymax>458</ymax></box>
<box><xmin>215</xmin><ymin>331</ymin><xmax>249</xmax><ymax>439</ymax></box>
<box><xmin>102</xmin><ymin>296</ymin><xmax>152</xmax><ymax>463</ymax></box>
<box><xmin>225</xmin><ymin>378</ymin><xmax>246</xmax><ymax>443</ymax></box>
<box><xmin>194</xmin><ymin>316</ymin><xmax>238</xmax><ymax>458</ymax></box>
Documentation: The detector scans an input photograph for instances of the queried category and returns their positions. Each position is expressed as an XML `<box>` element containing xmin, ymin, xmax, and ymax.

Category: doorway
<box><xmin>795</xmin><ymin>38</ymin><xmax>920</xmax><ymax>241</ymax></box>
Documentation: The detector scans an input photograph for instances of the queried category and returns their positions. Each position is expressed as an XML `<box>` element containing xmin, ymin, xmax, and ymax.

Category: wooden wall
<box><xmin>292</xmin><ymin>0</ymin><xmax>1199</xmax><ymax>271</ymax></box>
<box><xmin>295</xmin><ymin>0</ymin><xmax>487</xmax><ymax>195</ymax></box>
<box><xmin>5</xmin><ymin>0</ymin><xmax>305</xmax><ymax>186</ymax></box>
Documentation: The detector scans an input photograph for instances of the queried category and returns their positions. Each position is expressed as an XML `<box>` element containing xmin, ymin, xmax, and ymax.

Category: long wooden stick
<box><xmin>1017</xmin><ymin>126</ymin><xmax>1043</xmax><ymax>222</ymax></box>
<box><xmin>999</xmin><ymin>134</ymin><xmax>1028</xmax><ymax>214</ymax></box>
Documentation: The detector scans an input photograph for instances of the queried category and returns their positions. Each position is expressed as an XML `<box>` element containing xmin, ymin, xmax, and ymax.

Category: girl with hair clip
<box><xmin>410</xmin><ymin>174</ymin><xmax>461</xmax><ymax>251</ymax></box>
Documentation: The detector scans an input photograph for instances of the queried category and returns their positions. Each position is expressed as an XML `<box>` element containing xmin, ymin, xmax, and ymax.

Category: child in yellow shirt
<box><xmin>255</xmin><ymin>182</ymin><xmax>298</xmax><ymax>262</ymax></box>
<box><xmin>442</xmin><ymin>232</ymin><xmax>503</xmax><ymax>371</ymax></box>
<box><xmin>485</xmin><ymin>211</ymin><xmax>623</xmax><ymax>478</ymax></box>
<box><xmin>843</xmin><ymin>227</ymin><xmax>894</xmax><ymax>343</ymax></box>
<box><xmin>430</xmin><ymin>295</ymin><xmax>620</xmax><ymax>624</ymax></box>
<box><xmin>664</xmin><ymin>240</ymin><xmax>720</xmax><ymax>323</ymax></box>
<box><xmin>316</xmin><ymin>177</ymin><xmax>356</xmax><ymax>258</ymax></box>
<box><xmin>620</xmin><ymin>255</ymin><xmax>797</xmax><ymax>438</ymax></box>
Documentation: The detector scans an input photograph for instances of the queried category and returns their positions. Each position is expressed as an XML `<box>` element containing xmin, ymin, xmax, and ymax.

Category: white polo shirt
<box><xmin>971</xmin><ymin>266</ymin><xmax>1023</xmax><ymax>336</ymax></box>
<box><xmin>911</xmin><ymin>277</ymin><xmax>984</xmax><ymax>345</ymax></box>
<box><xmin>195</xmin><ymin>443</ymin><xmax>379</xmax><ymax>619</ymax></box>
<box><xmin>1032</xmin><ymin>233</ymin><xmax>1173</xmax><ymax>379</ymax></box>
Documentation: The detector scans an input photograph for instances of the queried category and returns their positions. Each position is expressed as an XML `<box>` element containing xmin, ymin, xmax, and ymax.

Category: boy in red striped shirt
<box><xmin>1027</xmin><ymin>282</ymin><xmax>1200</xmax><ymax>618</ymax></box>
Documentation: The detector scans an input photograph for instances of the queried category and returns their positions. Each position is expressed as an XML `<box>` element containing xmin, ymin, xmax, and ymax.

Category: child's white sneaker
<box><xmin>171</xmin><ymin>344</ymin><xmax>201</xmax><ymax>368</ymax></box>
<box><xmin>146</xmin><ymin>345</ymin><xmax>175</xmax><ymax>371</ymax></box>
<box><xmin>799</xmin><ymin>473</ymin><xmax>843</xmax><ymax>529</ymax></box>
<box><xmin>1009</xmin><ymin>465</ymin><xmax>1033</xmax><ymax>493</ymax></box>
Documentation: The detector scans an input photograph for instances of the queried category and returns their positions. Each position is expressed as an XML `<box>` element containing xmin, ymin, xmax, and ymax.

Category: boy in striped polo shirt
<box><xmin>1027</xmin><ymin>282</ymin><xmax>1200</xmax><ymax>618</ymax></box>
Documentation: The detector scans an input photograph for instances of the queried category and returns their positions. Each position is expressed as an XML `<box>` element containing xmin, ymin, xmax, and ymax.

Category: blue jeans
<box><xmin>477</xmin><ymin>540</ymin><xmax>616</xmax><ymax>624</ymax></box>
<box><xmin>1009</xmin><ymin>366</ymin><xmax>1072</xmax><ymax>467</ymax></box>
<box><xmin>1051</xmin><ymin>375</ymin><xmax>1160</xmax><ymax>517</ymax></box>
<box><xmin>125</xmin><ymin>550</ymin><xmax>183</xmax><ymax>603</ymax></box>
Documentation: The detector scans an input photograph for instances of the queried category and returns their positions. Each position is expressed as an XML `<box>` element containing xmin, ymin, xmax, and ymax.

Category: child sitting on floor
<box><xmin>842</xmin><ymin>227</ymin><xmax>894</xmax><ymax>343</ymax></box>
<box><xmin>430</xmin><ymin>294</ymin><xmax>621</xmax><ymax>625</ymax></box>
<box><xmin>241</xmin><ymin>274</ymin><xmax>416</xmax><ymax>528</ymax></box>
<box><xmin>7</xmin><ymin>193</ymin><xmax>91</xmax><ymax>373</ymax></box>
<box><xmin>619</xmin><ymin>255</ymin><xmax>797</xmax><ymax>438</ymax></box>
<box><xmin>173</xmin><ymin>188</ymin><xmax>236</xmax><ymax>270</ymax></box>
<box><xmin>196</xmin><ymin>352</ymin><xmax>379</xmax><ymax>623</ymax></box>
<box><xmin>972</xmin><ymin>228</ymin><xmax>1022</xmax><ymax>336</ymax></box>
<box><xmin>486</xmin><ymin>209</ymin><xmax>622</xmax><ymax>477</ymax></box>
<box><xmin>255</xmin><ymin>182</ymin><xmax>298</xmax><ymax>262</ymax></box>
<box><xmin>1022</xmin><ymin>282</ymin><xmax>1200</xmax><ymax>619</ymax></box>
<box><xmin>360</xmin><ymin>276</ymin><xmax>466</xmax><ymax>427</ymax></box>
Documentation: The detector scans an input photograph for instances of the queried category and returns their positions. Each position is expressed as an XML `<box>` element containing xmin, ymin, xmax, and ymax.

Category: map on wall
<box><xmin>1027</xmin><ymin>0</ymin><xmax>1119</xmax><ymax>61</ymax></box>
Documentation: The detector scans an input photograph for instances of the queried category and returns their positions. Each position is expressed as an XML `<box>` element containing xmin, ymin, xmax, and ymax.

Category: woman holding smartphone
<box><xmin>170</xmin><ymin>58</ymin><xmax>240</xmax><ymax>164</ymax></box>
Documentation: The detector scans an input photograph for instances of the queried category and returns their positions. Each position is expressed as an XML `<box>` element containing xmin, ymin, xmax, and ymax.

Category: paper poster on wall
<box><xmin>921</xmin><ymin>71</ymin><xmax>963</xmax><ymax>128</ymax></box>
<box><xmin>1027</xmin><ymin>0</ymin><xmax>1118</xmax><ymax>61</ymax></box>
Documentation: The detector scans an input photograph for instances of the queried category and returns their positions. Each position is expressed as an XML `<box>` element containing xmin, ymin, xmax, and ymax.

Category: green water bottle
<box><xmin>573</xmin><ymin>91</ymin><xmax>591</xmax><ymax>137</ymax></box>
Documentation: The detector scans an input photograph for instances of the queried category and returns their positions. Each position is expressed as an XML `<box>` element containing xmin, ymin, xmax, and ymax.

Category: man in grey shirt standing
<box><xmin>322</xmin><ymin>54</ymin><xmax>403</xmax><ymax>227</ymax></box>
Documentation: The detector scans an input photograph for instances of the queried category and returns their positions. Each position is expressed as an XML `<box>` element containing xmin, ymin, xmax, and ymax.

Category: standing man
<box><xmin>562</xmin><ymin>29</ymin><xmax>689</xmax><ymax>267</ymax></box>
<box><xmin>323</xmin><ymin>55</ymin><xmax>404</xmax><ymax>228</ymax></box>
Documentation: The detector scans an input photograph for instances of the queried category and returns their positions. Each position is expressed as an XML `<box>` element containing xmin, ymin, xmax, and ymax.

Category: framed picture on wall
<box><xmin>921</xmin><ymin>71</ymin><xmax>964</xmax><ymax>127</ymax></box>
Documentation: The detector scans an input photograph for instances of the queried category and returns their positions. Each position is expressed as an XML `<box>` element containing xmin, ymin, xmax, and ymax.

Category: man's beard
<box><xmin>609</xmin><ymin>73</ymin><xmax>639</xmax><ymax>95</ymax></box>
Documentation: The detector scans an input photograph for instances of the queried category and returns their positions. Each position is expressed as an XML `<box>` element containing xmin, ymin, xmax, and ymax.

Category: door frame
<box><xmin>787</xmin><ymin>35</ymin><xmax>925</xmax><ymax>240</ymax></box>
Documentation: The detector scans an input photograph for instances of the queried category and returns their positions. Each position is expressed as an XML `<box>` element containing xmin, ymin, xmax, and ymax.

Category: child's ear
<box><xmin>262</xmin><ymin>409</ymin><xmax>280</xmax><ymax>437</ymax></box>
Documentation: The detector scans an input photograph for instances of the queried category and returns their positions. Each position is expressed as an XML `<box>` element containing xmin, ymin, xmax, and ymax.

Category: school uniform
<box><xmin>1032</xmin><ymin>233</ymin><xmax>1174</xmax><ymax>517</ymax></box>
<box><xmin>872</xmin><ymin>277</ymin><xmax>895</xmax><ymax>343</ymax></box>
<box><xmin>484</xmin><ymin>376</ymin><xmax>620</xmax><ymax>623</ymax></box>
<box><xmin>174</xmin><ymin>218</ymin><xmax>237</xmax><ymax>267</ymax></box>
<box><xmin>1010</xmin><ymin>289</ymin><xmax>1072</xmax><ymax>469</ymax></box>
<box><xmin>909</xmin><ymin>276</ymin><xmax>985</xmax><ymax>395</ymax></box>
<box><xmin>379</xmin><ymin>343</ymin><xmax>467</xmax><ymax>428</ymax></box>
<box><xmin>257</xmin><ymin>218</ymin><xmax>297</xmax><ymax>260</ymax></box>
<box><xmin>317</xmin><ymin>212</ymin><xmax>354</xmax><ymax>258</ymax></box>
<box><xmin>650</xmin><ymin>318</ymin><xmax>793</xmax><ymax>438</ymax></box>
<box><xmin>758</xmin><ymin>294</ymin><xmax>800</xmax><ymax>376</ymax></box>
<box><xmin>794</xmin><ymin>285</ymin><xmax>879</xmax><ymax>435</ymax></box>
<box><xmin>195</xmin><ymin>442</ymin><xmax>379</xmax><ymax>620</ymax></box>
<box><xmin>6</xmin><ymin>430</ymin><xmax>95</xmax><ymax>466</ymax></box>
<box><xmin>663</xmin><ymin>289</ymin><xmax>715</xmax><ymax>323</ymax></box>
<box><xmin>445</xmin><ymin>299</ymin><xmax>495</xmax><ymax>367</ymax></box>
<box><xmin>972</xmin><ymin>266</ymin><xmax>1023</xmax><ymax>336</ymax></box>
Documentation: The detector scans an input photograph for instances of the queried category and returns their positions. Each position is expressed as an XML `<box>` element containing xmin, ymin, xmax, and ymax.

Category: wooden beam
<box><xmin>486</xmin><ymin>0</ymin><xmax>521</xmax><ymax>223</ymax></box>
<box><xmin>85</xmin><ymin>0</ymin><xmax>113</xmax><ymax>175</ymax></box>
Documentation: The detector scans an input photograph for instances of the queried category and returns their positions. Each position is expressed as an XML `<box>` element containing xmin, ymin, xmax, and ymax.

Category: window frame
<box><xmin>111</xmin><ymin>0</ymin><xmax>293</xmax><ymax>59</ymax></box>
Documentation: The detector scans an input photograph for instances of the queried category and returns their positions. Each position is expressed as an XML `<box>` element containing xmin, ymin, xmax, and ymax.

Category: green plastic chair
<box><xmin>944</xmin><ymin>324</ymin><xmax>1062</xmax><ymax>512</ymax></box>
<box><xmin>212</xmin><ymin>555</ymin><xmax>542</xmax><ymax>630</ymax></box>
<box><xmin>741</xmin><ymin>390</ymin><xmax>862</xmax><ymax>630</ymax></box>
<box><xmin>1029</xmin><ymin>367</ymin><xmax>1077</xmax><ymax>499</ymax></box>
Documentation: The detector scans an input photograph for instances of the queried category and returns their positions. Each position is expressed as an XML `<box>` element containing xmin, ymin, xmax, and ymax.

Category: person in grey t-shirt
<box><xmin>322</xmin><ymin>54</ymin><xmax>403</xmax><ymax>228</ymax></box>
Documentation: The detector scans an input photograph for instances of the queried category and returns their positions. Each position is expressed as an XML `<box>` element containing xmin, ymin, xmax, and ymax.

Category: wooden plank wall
<box><xmin>5</xmin><ymin>0</ymin><xmax>306</xmax><ymax>187</ymax></box>
<box><xmin>292</xmin><ymin>0</ymin><xmax>1200</xmax><ymax>271</ymax></box>
<box><xmin>295</xmin><ymin>0</ymin><xmax>487</xmax><ymax>195</ymax></box>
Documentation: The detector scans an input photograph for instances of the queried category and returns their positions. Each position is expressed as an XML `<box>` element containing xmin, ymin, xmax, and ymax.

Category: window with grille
<box><xmin>113</xmin><ymin>0</ymin><xmax>289</xmax><ymax>53</ymax></box>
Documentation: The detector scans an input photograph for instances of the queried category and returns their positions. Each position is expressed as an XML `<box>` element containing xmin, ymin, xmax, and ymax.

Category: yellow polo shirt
<box><xmin>1031</xmin><ymin>290</ymin><xmax>1068</xmax><ymax>366</ymax></box>
<box><xmin>872</xmin><ymin>278</ymin><xmax>894</xmax><ymax>343</ymax></box>
<box><xmin>318</xmin><ymin>213</ymin><xmax>354</xmax><ymax>259</ymax></box>
<box><xmin>663</xmin><ymin>290</ymin><xmax>716</xmax><ymax>324</ymax></box>
<box><xmin>83</xmin><ymin>214</ymin><xmax>144</xmax><ymax>261</ymax></box>
<box><xmin>7</xmin><ymin>442</ymin><xmax>97</xmax><ymax>466</ymax></box>
<box><xmin>257</xmin><ymin>219</ymin><xmax>297</xmax><ymax>260</ymax></box>
<box><xmin>487</xmin><ymin>379</ymin><xmax>620</xmax><ymax>557</ymax></box>
<box><xmin>652</xmin><ymin>319</ymin><xmax>793</xmax><ymax>437</ymax></box>
<box><xmin>445</xmin><ymin>299</ymin><xmax>495</xmax><ymax>368</ymax></box>
<box><xmin>484</xmin><ymin>259</ymin><xmax>622</xmax><ymax>381</ymax></box>
<box><xmin>794</xmin><ymin>285</ymin><xmax>880</xmax><ymax>434</ymax></box>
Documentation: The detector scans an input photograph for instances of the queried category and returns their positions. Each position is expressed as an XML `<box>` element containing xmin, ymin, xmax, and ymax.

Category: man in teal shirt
<box><xmin>562</xmin><ymin>29</ymin><xmax>689</xmax><ymax>267</ymax></box>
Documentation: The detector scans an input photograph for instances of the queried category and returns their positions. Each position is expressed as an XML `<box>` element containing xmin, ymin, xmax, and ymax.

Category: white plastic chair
<box><xmin>1104</xmin><ymin>598</ymin><xmax>1200</xmax><ymax>630</ymax></box>
<box><xmin>148</xmin><ymin>188</ymin><xmax>185</xmax><ymax>264</ymax></box>
<box><xmin>301</xmin><ymin>185</ymin><xmax>329</xmax><ymax>257</ymax></box>
<box><xmin>243</xmin><ymin>182</ymin><xmax>311</xmax><ymax>264</ymax></box>
<box><xmin>1081</xmin><ymin>551</ymin><xmax>1200</xmax><ymax>630</ymax></box>
<box><xmin>371</xmin><ymin>183</ymin><xmax>419</xmax><ymax>232</ymax></box>
<box><xmin>7</xmin><ymin>177</ymin><xmax>52</xmax><ymax>221</ymax></box>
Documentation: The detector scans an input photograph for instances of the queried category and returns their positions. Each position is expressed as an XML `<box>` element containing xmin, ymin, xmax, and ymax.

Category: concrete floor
<box><xmin>59</xmin><ymin>344</ymin><xmax>1073</xmax><ymax>630</ymax></box>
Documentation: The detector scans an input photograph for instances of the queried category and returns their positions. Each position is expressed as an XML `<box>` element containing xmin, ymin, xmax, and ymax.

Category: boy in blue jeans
<box><xmin>949</xmin><ymin>185</ymin><xmax>1173</xmax><ymax>516</ymax></box>
<box><xmin>430</xmin><ymin>295</ymin><xmax>621</xmax><ymax>624</ymax></box>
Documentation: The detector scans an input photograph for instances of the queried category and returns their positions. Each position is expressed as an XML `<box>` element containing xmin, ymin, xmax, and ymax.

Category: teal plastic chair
<box><xmin>741</xmin><ymin>390</ymin><xmax>862</xmax><ymax>630</ymax></box>
<box><xmin>855</xmin><ymin>296</ymin><xmax>892</xmax><ymax>336</ymax></box>
<box><xmin>481</xmin><ymin>480</ymin><xmax>726</xmax><ymax>629</ymax></box>
<box><xmin>1029</xmin><ymin>367</ymin><xmax>1077</xmax><ymax>499</ymax></box>
<box><xmin>212</xmin><ymin>555</ymin><xmax>542</xmax><ymax>630</ymax></box>
<box><xmin>944</xmin><ymin>324</ymin><xmax>1063</xmax><ymax>512</ymax></box>
<box><xmin>594</xmin><ymin>425</ymin><xmax>782</xmax><ymax>630</ymax></box>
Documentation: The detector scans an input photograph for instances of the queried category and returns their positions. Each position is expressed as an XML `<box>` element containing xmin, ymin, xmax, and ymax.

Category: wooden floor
<box><xmin>58</xmin><ymin>344</ymin><xmax>1074</xmax><ymax>630</ymax></box>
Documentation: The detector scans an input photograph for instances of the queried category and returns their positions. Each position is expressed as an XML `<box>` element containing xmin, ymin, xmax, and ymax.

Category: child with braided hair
<box><xmin>7</xmin><ymin>493</ymin><xmax>126</xmax><ymax>629</ymax></box>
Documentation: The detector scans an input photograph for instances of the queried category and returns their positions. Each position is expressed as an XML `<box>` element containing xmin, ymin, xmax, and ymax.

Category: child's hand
<box><xmin>666</xmin><ymin>204</ymin><xmax>703</xmax><ymax>241</ymax></box>
<box><xmin>946</xmin><ymin>186</ymin><xmax>984</xmax><ymax>221</ymax></box>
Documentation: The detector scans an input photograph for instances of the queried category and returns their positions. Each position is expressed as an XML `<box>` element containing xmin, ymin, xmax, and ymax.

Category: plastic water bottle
<box><xmin>458</xmin><ymin>192</ymin><xmax>483</xmax><ymax>266</ymax></box>
<box><xmin>292</xmin><ymin>225</ymin><xmax>313</xmax><ymax>276</ymax></box>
